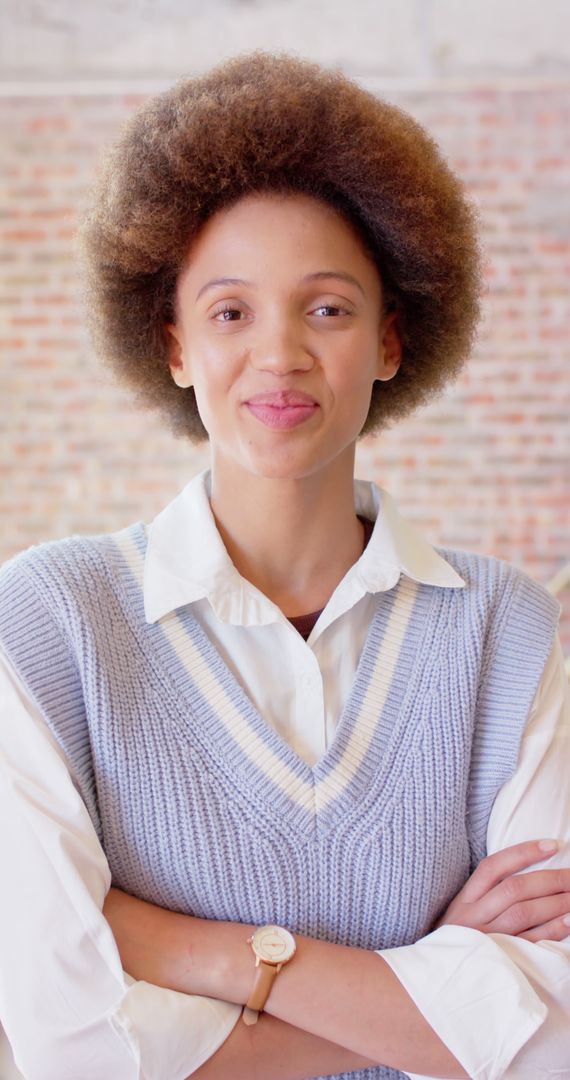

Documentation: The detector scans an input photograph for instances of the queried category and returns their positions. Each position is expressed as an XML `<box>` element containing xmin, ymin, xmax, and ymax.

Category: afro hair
<box><xmin>80</xmin><ymin>51</ymin><xmax>483</xmax><ymax>442</ymax></box>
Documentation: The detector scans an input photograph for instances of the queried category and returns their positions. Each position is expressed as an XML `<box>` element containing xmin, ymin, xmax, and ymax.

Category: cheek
<box><xmin>331</xmin><ymin>344</ymin><xmax>379</xmax><ymax>396</ymax></box>
<box><xmin>190</xmin><ymin>357</ymin><xmax>235</xmax><ymax>434</ymax></box>
<box><xmin>197</xmin><ymin>336</ymin><xmax>241</xmax><ymax>381</ymax></box>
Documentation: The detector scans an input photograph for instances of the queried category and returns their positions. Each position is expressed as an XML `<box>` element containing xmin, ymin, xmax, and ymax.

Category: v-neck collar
<box><xmin>116</xmin><ymin>524</ymin><xmax>440</xmax><ymax>837</ymax></box>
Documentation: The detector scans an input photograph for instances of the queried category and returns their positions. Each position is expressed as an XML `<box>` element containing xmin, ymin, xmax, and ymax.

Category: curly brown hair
<box><xmin>80</xmin><ymin>51</ymin><xmax>483</xmax><ymax>442</ymax></box>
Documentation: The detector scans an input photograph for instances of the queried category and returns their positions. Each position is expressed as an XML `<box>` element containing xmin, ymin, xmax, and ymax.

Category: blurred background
<box><xmin>0</xmin><ymin>3</ymin><xmax>569</xmax><ymax>1075</ymax></box>
<box><xmin>0</xmin><ymin>0</ymin><xmax>569</xmax><ymax>657</ymax></box>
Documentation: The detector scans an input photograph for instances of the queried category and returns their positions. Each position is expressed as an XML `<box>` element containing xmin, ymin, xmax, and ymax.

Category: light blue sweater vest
<box><xmin>0</xmin><ymin>525</ymin><xmax>561</xmax><ymax>1080</ymax></box>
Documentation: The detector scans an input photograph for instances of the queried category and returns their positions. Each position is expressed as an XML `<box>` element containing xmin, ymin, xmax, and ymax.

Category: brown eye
<box><xmin>212</xmin><ymin>305</ymin><xmax>243</xmax><ymax>322</ymax></box>
<box><xmin>311</xmin><ymin>304</ymin><xmax>349</xmax><ymax>317</ymax></box>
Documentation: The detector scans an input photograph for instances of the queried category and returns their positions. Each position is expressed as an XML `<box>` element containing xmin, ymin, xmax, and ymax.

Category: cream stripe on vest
<box><xmin>114</xmin><ymin>526</ymin><xmax>419</xmax><ymax>818</ymax></box>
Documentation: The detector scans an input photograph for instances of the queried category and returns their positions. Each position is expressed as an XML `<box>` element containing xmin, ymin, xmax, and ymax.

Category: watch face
<box><xmin>251</xmin><ymin>925</ymin><xmax>296</xmax><ymax>965</ymax></box>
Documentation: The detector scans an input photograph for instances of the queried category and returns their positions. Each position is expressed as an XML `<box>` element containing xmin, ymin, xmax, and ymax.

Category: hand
<box><xmin>435</xmin><ymin>839</ymin><xmax>570</xmax><ymax>942</ymax></box>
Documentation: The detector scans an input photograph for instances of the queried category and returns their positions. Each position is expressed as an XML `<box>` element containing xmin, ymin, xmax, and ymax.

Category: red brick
<box><xmin>0</xmin><ymin>85</ymin><xmax>567</xmax><ymax>657</ymax></box>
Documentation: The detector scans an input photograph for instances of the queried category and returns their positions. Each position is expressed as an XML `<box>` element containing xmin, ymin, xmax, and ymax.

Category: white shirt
<box><xmin>0</xmin><ymin>469</ymin><xmax>568</xmax><ymax>1080</ymax></box>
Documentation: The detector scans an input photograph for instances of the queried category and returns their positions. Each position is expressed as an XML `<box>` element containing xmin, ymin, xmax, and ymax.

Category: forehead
<box><xmin>179</xmin><ymin>191</ymin><xmax>382</xmax><ymax>287</ymax></box>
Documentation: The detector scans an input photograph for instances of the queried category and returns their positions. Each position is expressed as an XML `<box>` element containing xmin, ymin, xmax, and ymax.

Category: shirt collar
<box><xmin>143</xmin><ymin>468</ymin><xmax>465</xmax><ymax>626</ymax></box>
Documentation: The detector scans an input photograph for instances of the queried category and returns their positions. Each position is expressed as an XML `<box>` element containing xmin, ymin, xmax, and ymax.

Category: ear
<box><xmin>376</xmin><ymin>311</ymin><xmax>402</xmax><ymax>382</ymax></box>
<box><xmin>164</xmin><ymin>323</ymin><xmax>192</xmax><ymax>388</ymax></box>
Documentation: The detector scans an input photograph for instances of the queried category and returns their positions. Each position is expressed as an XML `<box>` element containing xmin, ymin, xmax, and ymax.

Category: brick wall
<box><xmin>1</xmin><ymin>84</ymin><xmax>569</xmax><ymax>650</ymax></box>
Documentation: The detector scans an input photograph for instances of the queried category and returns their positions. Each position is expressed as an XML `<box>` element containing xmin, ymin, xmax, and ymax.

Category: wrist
<box><xmin>177</xmin><ymin>916</ymin><xmax>255</xmax><ymax>1002</ymax></box>
<box><xmin>242</xmin><ymin>924</ymin><xmax>298</xmax><ymax>1025</ymax></box>
<box><xmin>216</xmin><ymin>920</ymin><xmax>257</xmax><ymax>1004</ymax></box>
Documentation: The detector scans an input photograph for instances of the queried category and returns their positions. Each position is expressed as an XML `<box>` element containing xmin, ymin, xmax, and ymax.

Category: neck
<box><xmin>209</xmin><ymin>453</ymin><xmax>364</xmax><ymax>617</ymax></box>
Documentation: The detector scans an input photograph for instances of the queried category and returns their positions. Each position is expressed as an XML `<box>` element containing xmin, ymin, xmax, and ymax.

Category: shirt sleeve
<box><xmin>380</xmin><ymin>632</ymin><xmax>570</xmax><ymax>1080</ymax></box>
<box><xmin>0</xmin><ymin>650</ymin><xmax>242</xmax><ymax>1080</ymax></box>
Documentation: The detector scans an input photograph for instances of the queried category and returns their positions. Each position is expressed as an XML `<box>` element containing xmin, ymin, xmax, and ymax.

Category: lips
<box><xmin>245</xmin><ymin>390</ymin><xmax>318</xmax><ymax>407</ymax></box>
<box><xmin>244</xmin><ymin>390</ymin><xmax>319</xmax><ymax>430</ymax></box>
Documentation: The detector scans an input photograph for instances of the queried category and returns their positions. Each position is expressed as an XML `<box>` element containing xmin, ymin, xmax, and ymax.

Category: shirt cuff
<box><xmin>114</xmin><ymin>974</ymin><xmax>243</xmax><ymax>1080</ymax></box>
<box><xmin>379</xmin><ymin>925</ymin><xmax>547</xmax><ymax>1080</ymax></box>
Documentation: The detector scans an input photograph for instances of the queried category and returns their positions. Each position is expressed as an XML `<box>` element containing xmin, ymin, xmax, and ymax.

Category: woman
<box><xmin>0</xmin><ymin>52</ymin><xmax>569</xmax><ymax>1080</ymax></box>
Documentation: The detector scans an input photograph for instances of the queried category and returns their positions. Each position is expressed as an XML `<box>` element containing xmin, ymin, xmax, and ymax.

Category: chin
<box><xmin>248</xmin><ymin>452</ymin><xmax>343</xmax><ymax>485</ymax></box>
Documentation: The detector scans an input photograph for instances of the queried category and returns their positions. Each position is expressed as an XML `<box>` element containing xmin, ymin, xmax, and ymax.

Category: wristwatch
<box><xmin>242</xmin><ymin>924</ymin><xmax>297</xmax><ymax>1026</ymax></box>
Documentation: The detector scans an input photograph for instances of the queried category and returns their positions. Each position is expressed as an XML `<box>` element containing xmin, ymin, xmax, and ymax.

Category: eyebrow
<box><xmin>195</xmin><ymin>270</ymin><xmax>365</xmax><ymax>302</ymax></box>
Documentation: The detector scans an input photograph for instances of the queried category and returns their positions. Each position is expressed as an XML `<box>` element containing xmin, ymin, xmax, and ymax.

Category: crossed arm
<box><xmin>103</xmin><ymin>840</ymin><xmax>570</xmax><ymax>1080</ymax></box>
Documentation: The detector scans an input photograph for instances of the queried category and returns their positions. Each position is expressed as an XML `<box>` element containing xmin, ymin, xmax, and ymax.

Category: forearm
<box><xmin>189</xmin><ymin>1012</ymin><xmax>376</xmax><ymax>1080</ymax></box>
<box><xmin>105</xmin><ymin>891</ymin><xmax>375</xmax><ymax>1077</ymax></box>
<box><xmin>104</xmin><ymin>889</ymin><xmax>466</xmax><ymax>1077</ymax></box>
<box><xmin>256</xmin><ymin>932</ymin><xmax>466</xmax><ymax>1078</ymax></box>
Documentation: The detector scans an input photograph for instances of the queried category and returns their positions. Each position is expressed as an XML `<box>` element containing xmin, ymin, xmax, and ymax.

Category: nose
<box><xmin>250</xmin><ymin>316</ymin><xmax>314</xmax><ymax>375</ymax></box>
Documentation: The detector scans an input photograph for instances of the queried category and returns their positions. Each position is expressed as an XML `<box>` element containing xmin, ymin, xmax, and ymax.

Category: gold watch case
<box><xmin>249</xmin><ymin>924</ymin><xmax>296</xmax><ymax>966</ymax></box>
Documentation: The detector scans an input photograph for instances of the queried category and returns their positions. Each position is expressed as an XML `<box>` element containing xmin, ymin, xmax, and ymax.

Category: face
<box><xmin>166</xmin><ymin>192</ymin><xmax>401</xmax><ymax>485</ymax></box>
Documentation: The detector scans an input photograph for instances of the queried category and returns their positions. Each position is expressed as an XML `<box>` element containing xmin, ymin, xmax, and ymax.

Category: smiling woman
<box><xmin>0</xmin><ymin>50</ymin><xmax>569</xmax><ymax>1080</ymax></box>
<box><xmin>164</xmin><ymin>192</ymin><xmax>399</xmax><ymax>478</ymax></box>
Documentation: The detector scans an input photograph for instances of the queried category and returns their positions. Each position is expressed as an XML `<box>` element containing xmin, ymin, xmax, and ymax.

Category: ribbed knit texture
<box><xmin>0</xmin><ymin>526</ymin><xmax>561</xmax><ymax>1080</ymax></box>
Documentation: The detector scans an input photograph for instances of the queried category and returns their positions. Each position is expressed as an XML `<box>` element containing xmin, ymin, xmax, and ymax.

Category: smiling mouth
<box><xmin>244</xmin><ymin>400</ymin><xmax>319</xmax><ymax>429</ymax></box>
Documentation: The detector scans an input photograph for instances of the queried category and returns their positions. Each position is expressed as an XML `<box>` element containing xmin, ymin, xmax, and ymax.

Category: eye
<box><xmin>311</xmin><ymin>304</ymin><xmax>349</xmax><ymax>318</ymax></box>
<box><xmin>211</xmin><ymin>304</ymin><xmax>244</xmax><ymax>322</ymax></box>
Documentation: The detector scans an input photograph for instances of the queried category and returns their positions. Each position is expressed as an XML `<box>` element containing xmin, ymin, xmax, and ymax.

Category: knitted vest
<box><xmin>0</xmin><ymin>526</ymin><xmax>560</xmax><ymax>1080</ymax></box>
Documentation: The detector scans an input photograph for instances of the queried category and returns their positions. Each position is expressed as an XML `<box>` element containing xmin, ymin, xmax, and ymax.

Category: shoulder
<box><xmin>431</xmin><ymin>544</ymin><xmax>561</xmax><ymax>672</ymax></box>
<box><xmin>433</xmin><ymin>543</ymin><xmax>560</xmax><ymax>621</ymax></box>
<box><xmin>0</xmin><ymin>523</ymin><xmax>147</xmax><ymax>606</ymax></box>
<box><xmin>434</xmin><ymin>543</ymin><xmax>527</xmax><ymax>588</ymax></box>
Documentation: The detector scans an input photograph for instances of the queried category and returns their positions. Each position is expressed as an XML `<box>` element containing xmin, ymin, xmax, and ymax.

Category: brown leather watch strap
<box><xmin>243</xmin><ymin>961</ymin><xmax>280</xmax><ymax>1025</ymax></box>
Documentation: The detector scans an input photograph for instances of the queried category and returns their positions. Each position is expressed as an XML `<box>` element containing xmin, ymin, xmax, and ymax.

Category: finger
<box><xmin>460</xmin><ymin>840</ymin><xmax>560</xmax><ymax>903</ymax></box>
<box><xmin>485</xmin><ymin>892</ymin><xmax>570</xmax><ymax>935</ymax></box>
<box><xmin>467</xmin><ymin>869</ymin><xmax>570</xmax><ymax>926</ymax></box>
<box><xmin>519</xmin><ymin>915</ymin><xmax>570</xmax><ymax>944</ymax></box>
